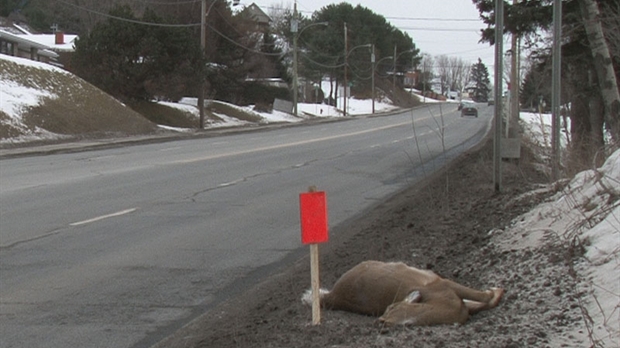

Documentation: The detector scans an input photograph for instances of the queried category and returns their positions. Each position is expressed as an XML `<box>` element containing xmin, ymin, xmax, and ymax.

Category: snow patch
<box><xmin>496</xmin><ymin>148</ymin><xmax>620</xmax><ymax>348</ymax></box>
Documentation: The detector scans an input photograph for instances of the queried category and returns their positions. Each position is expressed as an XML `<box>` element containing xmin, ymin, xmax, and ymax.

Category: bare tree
<box><xmin>579</xmin><ymin>0</ymin><xmax>620</xmax><ymax>142</ymax></box>
<box><xmin>599</xmin><ymin>0</ymin><xmax>619</xmax><ymax>64</ymax></box>
<box><xmin>435</xmin><ymin>55</ymin><xmax>450</xmax><ymax>95</ymax></box>
<box><xmin>432</xmin><ymin>55</ymin><xmax>471</xmax><ymax>98</ymax></box>
<box><xmin>448</xmin><ymin>56</ymin><xmax>471</xmax><ymax>95</ymax></box>
<box><xmin>267</xmin><ymin>1</ymin><xmax>292</xmax><ymax>27</ymax></box>
<box><xmin>419</xmin><ymin>53</ymin><xmax>435</xmax><ymax>93</ymax></box>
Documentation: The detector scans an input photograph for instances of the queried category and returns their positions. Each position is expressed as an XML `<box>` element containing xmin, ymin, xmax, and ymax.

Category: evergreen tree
<box><xmin>301</xmin><ymin>3</ymin><xmax>420</xmax><ymax>92</ymax></box>
<box><xmin>72</xmin><ymin>5</ymin><xmax>204</xmax><ymax>102</ymax></box>
<box><xmin>472</xmin><ymin>0</ymin><xmax>620</xmax><ymax>168</ymax></box>
<box><xmin>520</xmin><ymin>64</ymin><xmax>550</xmax><ymax>112</ymax></box>
<box><xmin>469</xmin><ymin>58</ymin><xmax>491</xmax><ymax>102</ymax></box>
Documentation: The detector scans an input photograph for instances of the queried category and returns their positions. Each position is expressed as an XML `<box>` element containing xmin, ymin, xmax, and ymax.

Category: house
<box><xmin>239</xmin><ymin>3</ymin><xmax>271</xmax><ymax>28</ymax></box>
<box><xmin>0</xmin><ymin>18</ymin><xmax>77</xmax><ymax>68</ymax></box>
<box><xmin>404</xmin><ymin>69</ymin><xmax>419</xmax><ymax>88</ymax></box>
<box><xmin>237</xmin><ymin>4</ymin><xmax>282</xmax><ymax>82</ymax></box>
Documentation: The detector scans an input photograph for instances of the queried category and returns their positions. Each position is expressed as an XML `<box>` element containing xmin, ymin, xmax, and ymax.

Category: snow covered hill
<box><xmin>0</xmin><ymin>54</ymin><xmax>158</xmax><ymax>143</ymax></box>
<box><xmin>0</xmin><ymin>54</ymin><xmax>401</xmax><ymax>145</ymax></box>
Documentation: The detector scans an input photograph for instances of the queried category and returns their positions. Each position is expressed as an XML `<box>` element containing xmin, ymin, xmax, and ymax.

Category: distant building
<box><xmin>404</xmin><ymin>70</ymin><xmax>419</xmax><ymax>88</ymax></box>
<box><xmin>239</xmin><ymin>3</ymin><xmax>271</xmax><ymax>28</ymax></box>
<box><xmin>0</xmin><ymin>18</ymin><xmax>77</xmax><ymax>68</ymax></box>
<box><xmin>238</xmin><ymin>4</ymin><xmax>282</xmax><ymax>82</ymax></box>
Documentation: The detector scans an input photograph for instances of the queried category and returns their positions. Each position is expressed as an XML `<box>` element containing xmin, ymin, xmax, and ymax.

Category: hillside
<box><xmin>0</xmin><ymin>55</ymin><xmax>404</xmax><ymax>147</ymax></box>
<box><xmin>0</xmin><ymin>54</ymin><xmax>307</xmax><ymax>145</ymax></box>
<box><xmin>0</xmin><ymin>54</ymin><xmax>161</xmax><ymax>143</ymax></box>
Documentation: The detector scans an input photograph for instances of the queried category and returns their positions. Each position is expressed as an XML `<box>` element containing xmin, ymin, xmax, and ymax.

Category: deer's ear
<box><xmin>404</xmin><ymin>290</ymin><xmax>422</xmax><ymax>303</ymax></box>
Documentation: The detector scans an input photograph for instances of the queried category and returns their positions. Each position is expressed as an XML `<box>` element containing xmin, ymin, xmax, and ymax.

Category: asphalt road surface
<box><xmin>0</xmin><ymin>103</ymin><xmax>492</xmax><ymax>348</ymax></box>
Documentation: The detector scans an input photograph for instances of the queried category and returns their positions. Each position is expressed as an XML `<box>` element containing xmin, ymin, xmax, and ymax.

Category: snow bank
<box><xmin>498</xmin><ymin>148</ymin><xmax>620</xmax><ymax>347</ymax></box>
<box><xmin>0</xmin><ymin>54</ymin><xmax>70</xmax><ymax>142</ymax></box>
<box><xmin>0</xmin><ymin>55</ymin><xmax>66</xmax><ymax>121</ymax></box>
<box><xmin>520</xmin><ymin>112</ymin><xmax>570</xmax><ymax>149</ymax></box>
<box><xmin>0</xmin><ymin>53</ymin><xmax>68</xmax><ymax>73</ymax></box>
<box><xmin>0</xmin><ymin>79</ymin><xmax>55</xmax><ymax>120</ymax></box>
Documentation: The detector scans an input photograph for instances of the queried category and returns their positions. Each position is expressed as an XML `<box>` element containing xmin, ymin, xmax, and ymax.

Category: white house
<box><xmin>0</xmin><ymin>18</ymin><xmax>77</xmax><ymax>68</ymax></box>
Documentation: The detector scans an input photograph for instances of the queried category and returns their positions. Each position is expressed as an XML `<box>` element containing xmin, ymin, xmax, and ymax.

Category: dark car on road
<box><xmin>460</xmin><ymin>102</ymin><xmax>478</xmax><ymax>117</ymax></box>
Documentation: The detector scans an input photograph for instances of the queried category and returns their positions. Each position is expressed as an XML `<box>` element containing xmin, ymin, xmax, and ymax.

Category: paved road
<box><xmin>0</xmin><ymin>104</ymin><xmax>492</xmax><ymax>348</ymax></box>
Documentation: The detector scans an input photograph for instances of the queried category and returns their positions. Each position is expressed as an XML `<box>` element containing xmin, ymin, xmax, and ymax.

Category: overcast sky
<box><xmin>254</xmin><ymin>0</ymin><xmax>499</xmax><ymax>69</ymax></box>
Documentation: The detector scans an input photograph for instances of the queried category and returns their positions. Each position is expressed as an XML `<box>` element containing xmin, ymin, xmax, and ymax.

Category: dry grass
<box><xmin>129</xmin><ymin>101</ymin><xmax>199</xmax><ymax>129</ymax></box>
<box><xmin>0</xmin><ymin>59</ymin><xmax>269</xmax><ymax>143</ymax></box>
<box><xmin>207</xmin><ymin>101</ymin><xmax>263</xmax><ymax>123</ymax></box>
<box><xmin>1</xmin><ymin>59</ymin><xmax>158</xmax><ymax>140</ymax></box>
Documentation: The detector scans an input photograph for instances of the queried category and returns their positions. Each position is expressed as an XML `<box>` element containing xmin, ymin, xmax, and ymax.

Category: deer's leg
<box><xmin>379</xmin><ymin>293</ymin><xmax>469</xmax><ymax>326</ymax></box>
<box><xmin>440</xmin><ymin>279</ymin><xmax>504</xmax><ymax>313</ymax></box>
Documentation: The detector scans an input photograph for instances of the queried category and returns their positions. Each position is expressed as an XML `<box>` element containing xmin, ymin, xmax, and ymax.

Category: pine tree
<box><xmin>520</xmin><ymin>64</ymin><xmax>551</xmax><ymax>112</ymax></box>
<box><xmin>72</xmin><ymin>5</ymin><xmax>204</xmax><ymax>102</ymax></box>
<box><xmin>469</xmin><ymin>58</ymin><xmax>491</xmax><ymax>102</ymax></box>
<box><xmin>472</xmin><ymin>0</ymin><xmax>620</xmax><ymax>167</ymax></box>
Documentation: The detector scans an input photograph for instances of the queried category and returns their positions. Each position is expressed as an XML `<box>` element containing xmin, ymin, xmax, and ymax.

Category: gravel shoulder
<box><xmin>155</xmin><ymin>137</ymin><xmax>589</xmax><ymax>348</ymax></box>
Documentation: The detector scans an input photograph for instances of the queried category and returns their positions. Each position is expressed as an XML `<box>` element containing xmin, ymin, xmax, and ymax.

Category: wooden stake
<box><xmin>310</xmin><ymin>243</ymin><xmax>321</xmax><ymax>325</ymax></box>
<box><xmin>301</xmin><ymin>185</ymin><xmax>324</xmax><ymax>325</ymax></box>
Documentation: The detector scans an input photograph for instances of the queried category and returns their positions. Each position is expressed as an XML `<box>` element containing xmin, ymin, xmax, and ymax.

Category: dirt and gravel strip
<box><xmin>155</xmin><ymin>138</ymin><xmax>590</xmax><ymax>348</ymax></box>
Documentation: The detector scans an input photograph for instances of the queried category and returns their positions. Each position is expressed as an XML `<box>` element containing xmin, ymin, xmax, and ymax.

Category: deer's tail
<box><xmin>301</xmin><ymin>288</ymin><xmax>330</xmax><ymax>307</ymax></box>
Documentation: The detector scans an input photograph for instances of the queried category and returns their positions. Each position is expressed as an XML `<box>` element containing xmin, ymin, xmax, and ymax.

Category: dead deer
<box><xmin>302</xmin><ymin>260</ymin><xmax>504</xmax><ymax>326</ymax></box>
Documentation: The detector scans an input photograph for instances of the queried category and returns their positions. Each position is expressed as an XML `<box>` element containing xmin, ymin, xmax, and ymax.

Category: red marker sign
<box><xmin>299</xmin><ymin>191</ymin><xmax>328</xmax><ymax>244</ymax></box>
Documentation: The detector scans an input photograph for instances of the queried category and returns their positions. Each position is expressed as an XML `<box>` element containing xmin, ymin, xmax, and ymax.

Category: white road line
<box><xmin>70</xmin><ymin>208</ymin><xmax>138</xmax><ymax>226</ymax></box>
<box><xmin>159</xmin><ymin>146</ymin><xmax>183</xmax><ymax>152</ymax></box>
<box><xmin>218</xmin><ymin>179</ymin><xmax>243</xmax><ymax>187</ymax></box>
<box><xmin>170</xmin><ymin>120</ymin><xmax>412</xmax><ymax>165</ymax></box>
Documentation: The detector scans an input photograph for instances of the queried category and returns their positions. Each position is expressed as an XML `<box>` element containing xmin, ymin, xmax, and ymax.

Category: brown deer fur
<box><xmin>302</xmin><ymin>260</ymin><xmax>504</xmax><ymax>326</ymax></box>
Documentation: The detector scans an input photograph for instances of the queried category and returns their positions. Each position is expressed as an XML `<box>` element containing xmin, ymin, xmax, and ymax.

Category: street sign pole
<box><xmin>299</xmin><ymin>186</ymin><xmax>328</xmax><ymax>325</ymax></box>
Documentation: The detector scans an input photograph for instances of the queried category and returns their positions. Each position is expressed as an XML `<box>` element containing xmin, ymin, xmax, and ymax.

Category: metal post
<box><xmin>292</xmin><ymin>19</ymin><xmax>327</xmax><ymax>117</ymax></box>
<box><xmin>551</xmin><ymin>0</ymin><xmax>562</xmax><ymax>181</ymax></box>
<box><xmin>198</xmin><ymin>0</ymin><xmax>207</xmax><ymax>129</ymax></box>
<box><xmin>343</xmin><ymin>22</ymin><xmax>348</xmax><ymax>116</ymax></box>
<box><xmin>509</xmin><ymin>0</ymin><xmax>520</xmax><ymax>138</ymax></box>
<box><xmin>410</xmin><ymin>55</ymin><xmax>414</xmax><ymax>97</ymax></box>
<box><xmin>292</xmin><ymin>2</ymin><xmax>299</xmax><ymax>117</ymax></box>
<box><xmin>393</xmin><ymin>45</ymin><xmax>397</xmax><ymax>89</ymax></box>
<box><xmin>423</xmin><ymin>63</ymin><xmax>426</xmax><ymax>103</ymax></box>
<box><xmin>371</xmin><ymin>44</ymin><xmax>375</xmax><ymax>114</ymax></box>
<box><xmin>493</xmin><ymin>0</ymin><xmax>504</xmax><ymax>192</ymax></box>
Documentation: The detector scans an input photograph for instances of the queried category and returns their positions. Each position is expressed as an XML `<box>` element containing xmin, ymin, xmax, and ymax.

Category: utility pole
<box><xmin>198</xmin><ymin>0</ymin><xmax>239</xmax><ymax>128</ymax></box>
<box><xmin>509</xmin><ymin>0</ymin><xmax>520</xmax><ymax>138</ymax></box>
<box><xmin>393</xmin><ymin>45</ymin><xmax>397</xmax><ymax>90</ymax></box>
<box><xmin>493</xmin><ymin>0</ymin><xmax>504</xmax><ymax>192</ymax></box>
<box><xmin>198</xmin><ymin>0</ymin><xmax>207</xmax><ymax>129</ymax></box>
<box><xmin>292</xmin><ymin>10</ymin><xmax>326</xmax><ymax>118</ymax></box>
<box><xmin>551</xmin><ymin>0</ymin><xmax>562</xmax><ymax>181</ymax></box>
<box><xmin>292</xmin><ymin>2</ymin><xmax>299</xmax><ymax>116</ymax></box>
<box><xmin>371</xmin><ymin>44</ymin><xmax>375</xmax><ymax>114</ymax></box>
<box><xmin>410</xmin><ymin>55</ymin><xmax>415</xmax><ymax>97</ymax></box>
<box><xmin>423</xmin><ymin>59</ymin><xmax>426</xmax><ymax>103</ymax></box>
<box><xmin>343</xmin><ymin>22</ymin><xmax>348</xmax><ymax>116</ymax></box>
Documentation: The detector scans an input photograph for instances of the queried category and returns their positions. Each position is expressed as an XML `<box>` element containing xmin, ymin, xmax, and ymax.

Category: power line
<box><xmin>207</xmin><ymin>24</ymin><xmax>283</xmax><ymax>56</ymax></box>
<box><xmin>258</xmin><ymin>2</ymin><xmax>480</xmax><ymax>22</ymax></box>
<box><xmin>56</xmin><ymin>1</ymin><xmax>494</xmax><ymax>62</ymax></box>
<box><xmin>124</xmin><ymin>0</ymin><xmax>202</xmax><ymax>5</ymax></box>
<box><xmin>300</xmin><ymin>52</ymin><xmax>345</xmax><ymax>69</ymax></box>
<box><xmin>63</xmin><ymin>0</ymin><xmax>490</xmax><ymax>36</ymax></box>
<box><xmin>57</xmin><ymin>0</ymin><xmax>284</xmax><ymax>57</ymax></box>
<box><xmin>400</xmin><ymin>27</ymin><xmax>481</xmax><ymax>32</ymax></box>
<box><xmin>56</xmin><ymin>0</ymin><xmax>201</xmax><ymax>27</ymax></box>
<box><xmin>386</xmin><ymin>16</ymin><xmax>479</xmax><ymax>22</ymax></box>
